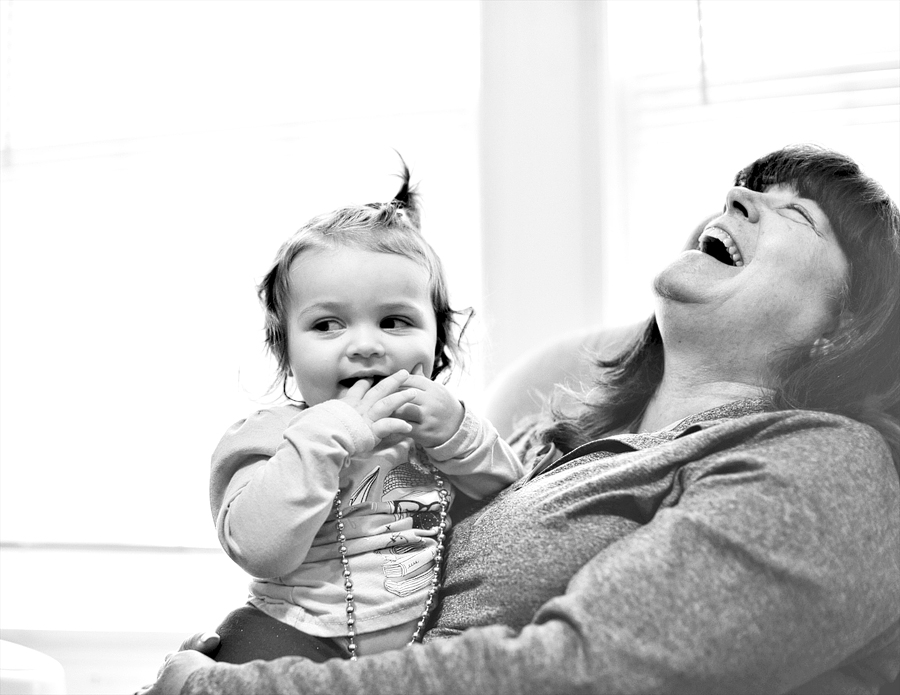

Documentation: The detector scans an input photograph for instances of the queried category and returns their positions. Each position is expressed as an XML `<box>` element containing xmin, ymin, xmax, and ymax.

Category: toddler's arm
<box><xmin>398</xmin><ymin>371</ymin><xmax>525</xmax><ymax>498</ymax></box>
<box><xmin>211</xmin><ymin>374</ymin><xmax>416</xmax><ymax>578</ymax></box>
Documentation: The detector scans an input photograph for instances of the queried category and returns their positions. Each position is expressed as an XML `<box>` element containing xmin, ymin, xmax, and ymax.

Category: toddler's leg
<box><xmin>212</xmin><ymin>604</ymin><xmax>349</xmax><ymax>663</ymax></box>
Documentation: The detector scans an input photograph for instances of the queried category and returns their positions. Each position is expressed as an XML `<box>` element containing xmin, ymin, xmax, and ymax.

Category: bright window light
<box><xmin>0</xmin><ymin>0</ymin><xmax>481</xmax><ymax>548</ymax></box>
<box><xmin>601</xmin><ymin>0</ymin><xmax>900</xmax><ymax>325</ymax></box>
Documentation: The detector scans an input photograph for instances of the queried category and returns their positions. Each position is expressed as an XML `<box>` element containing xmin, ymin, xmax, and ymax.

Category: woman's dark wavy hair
<box><xmin>258</xmin><ymin>159</ymin><xmax>470</xmax><ymax>400</ymax></box>
<box><xmin>543</xmin><ymin>145</ymin><xmax>900</xmax><ymax>469</ymax></box>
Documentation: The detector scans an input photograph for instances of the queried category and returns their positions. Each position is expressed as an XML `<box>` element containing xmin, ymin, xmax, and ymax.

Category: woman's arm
<box><xmin>181</xmin><ymin>412</ymin><xmax>900</xmax><ymax>694</ymax></box>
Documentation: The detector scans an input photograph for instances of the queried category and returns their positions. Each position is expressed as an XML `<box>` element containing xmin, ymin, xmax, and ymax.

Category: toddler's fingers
<box><xmin>393</xmin><ymin>402</ymin><xmax>422</xmax><ymax>424</ymax></box>
<box><xmin>346</xmin><ymin>371</ymin><xmax>407</xmax><ymax>404</ymax></box>
<box><xmin>371</xmin><ymin>417</ymin><xmax>413</xmax><ymax>440</ymax></box>
<box><xmin>367</xmin><ymin>387</ymin><xmax>417</xmax><ymax>421</ymax></box>
<box><xmin>411</xmin><ymin>363</ymin><xmax>427</xmax><ymax>377</ymax></box>
<box><xmin>345</xmin><ymin>378</ymin><xmax>374</xmax><ymax>401</ymax></box>
<box><xmin>401</xmin><ymin>373</ymin><xmax>433</xmax><ymax>391</ymax></box>
<box><xmin>362</xmin><ymin>369</ymin><xmax>409</xmax><ymax>402</ymax></box>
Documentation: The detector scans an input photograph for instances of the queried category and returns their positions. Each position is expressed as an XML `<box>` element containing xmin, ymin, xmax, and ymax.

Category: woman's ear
<box><xmin>812</xmin><ymin>309</ymin><xmax>855</xmax><ymax>357</ymax></box>
<box><xmin>827</xmin><ymin>308</ymin><xmax>855</xmax><ymax>339</ymax></box>
<box><xmin>811</xmin><ymin>337</ymin><xmax>838</xmax><ymax>358</ymax></box>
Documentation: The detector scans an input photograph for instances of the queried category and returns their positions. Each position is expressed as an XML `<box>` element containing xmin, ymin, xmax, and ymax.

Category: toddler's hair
<box><xmin>258</xmin><ymin>160</ymin><xmax>469</xmax><ymax>398</ymax></box>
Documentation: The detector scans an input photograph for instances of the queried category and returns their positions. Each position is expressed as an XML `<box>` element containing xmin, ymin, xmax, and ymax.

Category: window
<box><xmin>599</xmin><ymin>0</ymin><xmax>900</xmax><ymax>325</ymax></box>
<box><xmin>0</xmin><ymin>0</ymin><xmax>481</xmax><ymax>550</ymax></box>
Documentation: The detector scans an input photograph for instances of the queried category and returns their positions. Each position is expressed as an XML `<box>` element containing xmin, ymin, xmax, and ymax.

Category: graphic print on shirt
<box><xmin>378</xmin><ymin>543</ymin><xmax>437</xmax><ymax>597</ymax></box>
<box><xmin>378</xmin><ymin>460</ymin><xmax>445</xmax><ymax>598</ymax></box>
<box><xmin>349</xmin><ymin>466</ymin><xmax>380</xmax><ymax>506</ymax></box>
<box><xmin>339</xmin><ymin>444</ymin><xmax>448</xmax><ymax>599</ymax></box>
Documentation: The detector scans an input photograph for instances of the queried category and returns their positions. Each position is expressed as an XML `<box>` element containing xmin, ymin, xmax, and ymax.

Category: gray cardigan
<box><xmin>185</xmin><ymin>403</ymin><xmax>900</xmax><ymax>695</ymax></box>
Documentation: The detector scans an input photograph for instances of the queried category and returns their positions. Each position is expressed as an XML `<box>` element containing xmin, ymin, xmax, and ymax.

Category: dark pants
<box><xmin>211</xmin><ymin>604</ymin><xmax>351</xmax><ymax>664</ymax></box>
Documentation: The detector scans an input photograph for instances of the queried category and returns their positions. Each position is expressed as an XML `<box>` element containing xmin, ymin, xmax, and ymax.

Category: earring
<box><xmin>810</xmin><ymin>337</ymin><xmax>834</xmax><ymax>358</ymax></box>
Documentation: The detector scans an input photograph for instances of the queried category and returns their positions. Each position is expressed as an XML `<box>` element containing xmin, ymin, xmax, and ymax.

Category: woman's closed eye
<box><xmin>783</xmin><ymin>204</ymin><xmax>818</xmax><ymax>231</ymax></box>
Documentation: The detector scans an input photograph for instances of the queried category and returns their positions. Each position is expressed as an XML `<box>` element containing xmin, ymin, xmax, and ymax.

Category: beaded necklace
<box><xmin>333</xmin><ymin>466</ymin><xmax>449</xmax><ymax>661</ymax></box>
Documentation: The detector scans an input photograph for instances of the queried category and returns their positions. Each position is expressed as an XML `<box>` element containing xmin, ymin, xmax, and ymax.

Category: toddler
<box><xmin>208</xmin><ymin>163</ymin><xmax>524</xmax><ymax>663</ymax></box>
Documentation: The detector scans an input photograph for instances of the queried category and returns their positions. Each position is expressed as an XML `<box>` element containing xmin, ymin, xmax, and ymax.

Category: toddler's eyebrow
<box><xmin>296</xmin><ymin>300</ymin><xmax>428</xmax><ymax>318</ymax></box>
<box><xmin>380</xmin><ymin>301</ymin><xmax>427</xmax><ymax>314</ymax></box>
<box><xmin>297</xmin><ymin>301</ymin><xmax>346</xmax><ymax>317</ymax></box>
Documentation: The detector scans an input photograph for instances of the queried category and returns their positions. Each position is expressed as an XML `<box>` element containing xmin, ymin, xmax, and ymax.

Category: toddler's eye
<box><xmin>380</xmin><ymin>317</ymin><xmax>411</xmax><ymax>330</ymax></box>
<box><xmin>312</xmin><ymin>319</ymin><xmax>342</xmax><ymax>332</ymax></box>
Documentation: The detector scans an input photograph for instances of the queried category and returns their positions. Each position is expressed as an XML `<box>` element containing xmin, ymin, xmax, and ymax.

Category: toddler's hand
<box><xmin>340</xmin><ymin>370</ymin><xmax>417</xmax><ymax>442</ymax></box>
<box><xmin>394</xmin><ymin>365</ymin><xmax>465</xmax><ymax>448</ymax></box>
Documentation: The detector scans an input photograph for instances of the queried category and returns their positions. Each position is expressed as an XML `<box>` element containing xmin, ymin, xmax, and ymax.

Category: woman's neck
<box><xmin>637</xmin><ymin>369</ymin><xmax>770</xmax><ymax>433</ymax></box>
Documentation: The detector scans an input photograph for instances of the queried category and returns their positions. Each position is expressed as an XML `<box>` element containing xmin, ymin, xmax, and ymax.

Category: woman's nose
<box><xmin>347</xmin><ymin>329</ymin><xmax>385</xmax><ymax>359</ymax></box>
<box><xmin>725</xmin><ymin>186</ymin><xmax>761</xmax><ymax>223</ymax></box>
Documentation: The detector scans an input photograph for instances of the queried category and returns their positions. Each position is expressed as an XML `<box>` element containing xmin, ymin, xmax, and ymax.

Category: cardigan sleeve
<box><xmin>188</xmin><ymin>412</ymin><xmax>900</xmax><ymax>695</ymax></box>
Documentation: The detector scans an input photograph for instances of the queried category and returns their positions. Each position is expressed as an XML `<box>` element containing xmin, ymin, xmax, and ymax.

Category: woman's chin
<box><xmin>653</xmin><ymin>251</ymin><xmax>742</xmax><ymax>303</ymax></box>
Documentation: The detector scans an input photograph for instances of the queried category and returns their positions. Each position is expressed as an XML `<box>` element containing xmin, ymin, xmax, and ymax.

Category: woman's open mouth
<box><xmin>698</xmin><ymin>228</ymin><xmax>744</xmax><ymax>267</ymax></box>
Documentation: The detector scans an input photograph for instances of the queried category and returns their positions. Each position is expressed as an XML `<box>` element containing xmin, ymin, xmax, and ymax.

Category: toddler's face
<box><xmin>285</xmin><ymin>247</ymin><xmax>438</xmax><ymax>406</ymax></box>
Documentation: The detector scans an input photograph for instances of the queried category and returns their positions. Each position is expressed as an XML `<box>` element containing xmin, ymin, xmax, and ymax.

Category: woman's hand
<box><xmin>135</xmin><ymin>633</ymin><xmax>219</xmax><ymax>695</ymax></box>
<box><xmin>177</xmin><ymin>631</ymin><xmax>221</xmax><ymax>655</ymax></box>
<box><xmin>396</xmin><ymin>366</ymin><xmax>465</xmax><ymax>448</ymax></box>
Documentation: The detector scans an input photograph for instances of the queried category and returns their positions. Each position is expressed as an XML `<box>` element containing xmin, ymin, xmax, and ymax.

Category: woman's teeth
<box><xmin>698</xmin><ymin>229</ymin><xmax>744</xmax><ymax>267</ymax></box>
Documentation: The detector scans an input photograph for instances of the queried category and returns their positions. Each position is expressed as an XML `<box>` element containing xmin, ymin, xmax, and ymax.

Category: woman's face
<box><xmin>653</xmin><ymin>184</ymin><xmax>849</xmax><ymax>359</ymax></box>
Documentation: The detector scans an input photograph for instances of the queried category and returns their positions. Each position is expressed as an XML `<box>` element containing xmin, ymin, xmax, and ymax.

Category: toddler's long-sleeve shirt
<box><xmin>209</xmin><ymin>400</ymin><xmax>523</xmax><ymax>638</ymax></box>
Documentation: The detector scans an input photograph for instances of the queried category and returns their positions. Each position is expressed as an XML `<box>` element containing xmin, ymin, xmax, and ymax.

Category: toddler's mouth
<box><xmin>339</xmin><ymin>375</ymin><xmax>386</xmax><ymax>388</ymax></box>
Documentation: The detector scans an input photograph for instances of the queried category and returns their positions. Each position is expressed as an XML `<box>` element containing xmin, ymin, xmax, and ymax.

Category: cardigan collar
<box><xmin>524</xmin><ymin>397</ymin><xmax>772</xmax><ymax>483</ymax></box>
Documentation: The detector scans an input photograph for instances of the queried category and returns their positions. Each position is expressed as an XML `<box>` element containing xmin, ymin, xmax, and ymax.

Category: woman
<box><xmin>147</xmin><ymin>145</ymin><xmax>900</xmax><ymax>694</ymax></box>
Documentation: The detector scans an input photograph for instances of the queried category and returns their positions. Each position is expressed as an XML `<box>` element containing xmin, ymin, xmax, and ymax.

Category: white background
<box><xmin>0</xmin><ymin>1</ymin><xmax>897</xmax><ymax>692</ymax></box>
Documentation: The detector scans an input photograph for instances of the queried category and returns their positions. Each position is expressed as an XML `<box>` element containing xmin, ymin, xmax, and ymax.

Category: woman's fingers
<box><xmin>178</xmin><ymin>632</ymin><xmax>220</xmax><ymax>654</ymax></box>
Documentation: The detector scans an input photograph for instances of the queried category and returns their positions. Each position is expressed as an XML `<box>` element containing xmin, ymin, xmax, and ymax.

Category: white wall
<box><xmin>1</xmin><ymin>1</ymin><xmax>897</xmax><ymax>692</ymax></box>
<box><xmin>0</xmin><ymin>2</ymin><xmax>482</xmax><ymax>691</ymax></box>
<box><xmin>478</xmin><ymin>0</ymin><xmax>614</xmax><ymax>380</ymax></box>
<box><xmin>478</xmin><ymin>0</ymin><xmax>900</xmax><ymax>381</ymax></box>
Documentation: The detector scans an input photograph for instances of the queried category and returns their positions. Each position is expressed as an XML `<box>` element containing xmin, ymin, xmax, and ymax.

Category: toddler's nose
<box><xmin>347</xmin><ymin>329</ymin><xmax>385</xmax><ymax>359</ymax></box>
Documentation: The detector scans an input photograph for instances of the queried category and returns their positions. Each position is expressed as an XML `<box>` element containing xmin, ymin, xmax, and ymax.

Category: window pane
<box><xmin>1</xmin><ymin>0</ymin><xmax>479</xmax><ymax>148</ymax></box>
<box><xmin>0</xmin><ymin>0</ymin><xmax>480</xmax><ymax>547</ymax></box>
<box><xmin>601</xmin><ymin>0</ymin><xmax>900</xmax><ymax>327</ymax></box>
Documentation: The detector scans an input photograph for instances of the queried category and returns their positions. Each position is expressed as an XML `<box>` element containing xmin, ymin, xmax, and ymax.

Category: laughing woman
<box><xmin>148</xmin><ymin>145</ymin><xmax>900</xmax><ymax>695</ymax></box>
